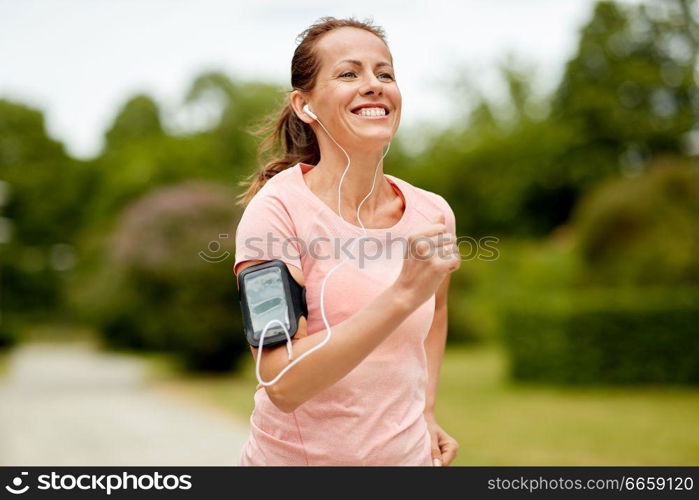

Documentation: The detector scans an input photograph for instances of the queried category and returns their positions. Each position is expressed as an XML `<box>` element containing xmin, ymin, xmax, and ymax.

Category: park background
<box><xmin>1</xmin><ymin>0</ymin><xmax>698</xmax><ymax>465</ymax></box>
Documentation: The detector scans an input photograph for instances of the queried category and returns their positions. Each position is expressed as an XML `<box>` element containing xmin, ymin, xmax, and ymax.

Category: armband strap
<box><xmin>237</xmin><ymin>260</ymin><xmax>307</xmax><ymax>348</ymax></box>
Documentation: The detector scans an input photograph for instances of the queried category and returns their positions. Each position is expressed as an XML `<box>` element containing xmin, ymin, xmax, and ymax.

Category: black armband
<box><xmin>238</xmin><ymin>260</ymin><xmax>307</xmax><ymax>348</ymax></box>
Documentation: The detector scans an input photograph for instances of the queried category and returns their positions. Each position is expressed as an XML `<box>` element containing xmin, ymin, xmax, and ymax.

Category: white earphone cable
<box><xmin>255</xmin><ymin>108</ymin><xmax>391</xmax><ymax>387</ymax></box>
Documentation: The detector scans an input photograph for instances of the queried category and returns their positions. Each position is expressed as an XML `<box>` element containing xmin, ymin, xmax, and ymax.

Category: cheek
<box><xmin>392</xmin><ymin>88</ymin><xmax>402</xmax><ymax>109</ymax></box>
<box><xmin>391</xmin><ymin>90</ymin><xmax>402</xmax><ymax>117</ymax></box>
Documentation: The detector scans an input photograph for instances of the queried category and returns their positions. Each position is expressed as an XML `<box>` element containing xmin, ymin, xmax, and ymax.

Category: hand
<box><xmin>393</xmin><ymin>213</ymin><xmax>460</xmax><ymax>308</ymax></box>
<box><xmin>425</xmin><ymin>414</ymin><xmax>459</xmax><ymax>466</ymax></box>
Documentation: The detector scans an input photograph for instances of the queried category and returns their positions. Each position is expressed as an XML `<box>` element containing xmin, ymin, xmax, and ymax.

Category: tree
<box><xmin>552</xmin><ymin>0</ymin><xmax>699</xmax><ymax>185</ymax></box>
<box><xmin>0</xmin><ymin>99</ymin><xmax>95</xmax><ymax>339</ymax></box>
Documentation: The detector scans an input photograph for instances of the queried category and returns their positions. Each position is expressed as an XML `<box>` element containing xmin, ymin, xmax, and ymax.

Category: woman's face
<box><xmin>302</xmin><ymin>27</ymin><xmax>401</xmax><ymax>149</ymax></box>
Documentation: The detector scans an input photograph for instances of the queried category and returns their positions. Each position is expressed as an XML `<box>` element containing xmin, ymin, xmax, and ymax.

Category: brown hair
<box><xmin>235</xmin><ymin>16</ymin><xmax>390</xmax><ymax>207</ymax></box>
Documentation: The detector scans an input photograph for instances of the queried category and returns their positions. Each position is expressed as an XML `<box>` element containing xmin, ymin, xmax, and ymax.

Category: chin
<box><xmin>356</xmin><ymin>127</ymin><xmax>393</xmax><ymax>143</ymax></box>
<box><xmin>352</xmin><ymin>136</ymin><xmax>391</xmax><ymax>152</ymax></box>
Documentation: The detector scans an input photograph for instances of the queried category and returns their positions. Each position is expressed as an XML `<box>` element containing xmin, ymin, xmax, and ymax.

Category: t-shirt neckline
<box><xmin>295</xmin><ymin>162</ymin><xmax>410</xmax><ymax>233</ymax></box>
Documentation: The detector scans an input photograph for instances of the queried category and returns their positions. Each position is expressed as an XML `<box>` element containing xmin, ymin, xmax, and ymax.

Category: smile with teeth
<box><xmin>352</xmin><ymin>107</ymin><xmax>388</xmax><ymax>118</ymax></box>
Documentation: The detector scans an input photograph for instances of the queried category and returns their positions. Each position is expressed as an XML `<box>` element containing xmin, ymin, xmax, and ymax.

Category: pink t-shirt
<box><xmin>234</xmin><ymin>162</ymin><xmax>456</xmax><ymax>466</ymax></box>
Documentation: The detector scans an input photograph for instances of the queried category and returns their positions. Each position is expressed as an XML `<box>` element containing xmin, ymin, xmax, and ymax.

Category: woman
<box><xmin>234</xmin><ymin>17</ymin><xmax>461</xmax><ymax>466</ymax></box>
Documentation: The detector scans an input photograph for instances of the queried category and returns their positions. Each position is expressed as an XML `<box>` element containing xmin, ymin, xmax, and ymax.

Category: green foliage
<box><xmin>104</xmin><ymin>95</ymin><xmax>165</xmax><ymax>151</ymax></box>
<box><xmin>184</xmin><ymin>71</ymin><xmax>288</xmax><ymax>170</ymax></box>
<box><xmin>0</xmin><ymin>315</ymin><xmax>18</xmax><ymax>349</ymax></box>
<box><xmin>552</xmin><ymin>0</ymin><xmax>698</xmax><ymax>184</ymax></box>
<box><xmin>403</xmin><ymin>59</ymin><xmax>579</xmax><ymax>237</ymax></box>
<box><xmin>2</xmin><ymin>0</ymin><xmax>698</xmax><ymax>382</ymax></box>
<box><xmin>79</xmin><ymin>181</ymin><xmax>246</xmax><ymax>371</ymax></box>
<box><xmin>402</xmin><ymin>0</ymin><xmax>699</xmax><ymax>238</ymax></box>
<box><xmin>83</xmin><ymin>74</ymin><xmax>282</xmax><ymax>230</ymax></box>
<box><xmin>572</xmin><ymin>158</ymin><xmax>699</xmax><ymax>286</ymax></box>
<box><xmin>65</xmin><ymin>73</ymin><xmax>284</xmax><ymax>372</ymax></box>
<box><xmin>446</xmin><ymin>237</ymin><xmax>581</xmax><ymax>344</ymax></box>
<box><xmin>502</xmin><ymin>287</ymin><xmax>699</xmax><ymax>384</ymax></box>
<box><xmin>0</xmin><ymin>101</ymin><xmax>96</xmax><ymax>245</ymax></box>
<box><xmin>0</xmin><ymin>99</ymin><xmax>95</xmax><ymax>335</ymax></box>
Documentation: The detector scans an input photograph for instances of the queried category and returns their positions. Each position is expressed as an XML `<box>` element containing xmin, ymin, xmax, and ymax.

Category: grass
<box><xmin>150</xmin><ymin>343</ymin><xmax>699</xmax><ymax>465</ymax></box>
<box><xmin>437</xmin><ymin>344</ymin><xmax>699</xmax><ymax>465</ymax></box>
<box><xmin>21</xmin><ymin>322</ymin><xmax>100</xmax><ymax>343</ymax></box>
<box><xmin>0</xmin><ymin>349</ymin><xmax>9</xmax><ymax>378</ymax></box>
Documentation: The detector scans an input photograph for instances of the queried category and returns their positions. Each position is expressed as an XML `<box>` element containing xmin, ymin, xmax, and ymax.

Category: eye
<box><xmin>339</xmin><ymin>71</ymin><xmax>394</xmax><ymax>81</ymax></box>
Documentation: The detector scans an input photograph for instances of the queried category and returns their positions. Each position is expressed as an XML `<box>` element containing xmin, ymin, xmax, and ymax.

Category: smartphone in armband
<box><xmin>237</xmin><ymin>260</ymin><xmax>307</xmax><ymax>348</ymax></box>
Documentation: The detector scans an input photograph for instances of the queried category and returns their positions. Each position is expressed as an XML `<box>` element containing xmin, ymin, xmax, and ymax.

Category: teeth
<box><xmin>356</xmin><ymin>107</ymin><xmax>386</xmax><ymax>117</ymax></box>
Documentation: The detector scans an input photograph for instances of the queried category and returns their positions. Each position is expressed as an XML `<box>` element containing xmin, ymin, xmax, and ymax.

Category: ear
<box><xmin>290</xmin><ymin>90</ymin><xmax>314</xmax><ymax>124</ymax></box>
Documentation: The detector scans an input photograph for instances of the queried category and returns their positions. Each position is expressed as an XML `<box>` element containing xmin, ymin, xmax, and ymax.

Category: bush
<box><xmin>446</xmin><ymin>237</ymin><xmax>581</xmax><ymax>344</ymax></box>
<box><xmin>572</xmin><ymin>159</ymin><xmax>699</xmax><ymax>286</ymax></box>
<box><xmin>501</xmin><ymin>287</ymin><xmax>699</xmax><ymax>385</ymax></box>
<box><xmin>85</xmin><ymin>181</ymin><xmax>246</xmax><ymax>372</ymax></box>
<box><xmin>0</xmin><ymin>317</ymin><xmax>18</xmax><ymax>349</ymax></box>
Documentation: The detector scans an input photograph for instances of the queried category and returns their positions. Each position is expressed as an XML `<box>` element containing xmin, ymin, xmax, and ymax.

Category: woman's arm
<box><xmin>424</xmin><ymin>274</ymin><xmax>450</xmax><ymax>416</ymax></box>
<box><xmin>423</xmin><ymin>273</ymin><xmax>460</xmax><ymax>466</ymax></box>
<box><xmin>236</xmin><ymin>215</ymin><xmax>458</xmax><ymax>414</ymax></box>
<box><xmin>241</xmin><ymin>259</ymin><xmax>415</xmax><ymax>413</ymax></box>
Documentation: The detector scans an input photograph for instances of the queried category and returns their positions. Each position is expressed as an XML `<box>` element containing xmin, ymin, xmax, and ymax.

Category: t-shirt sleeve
<box><xmin>434</xmin><ymin>193</ymin><xmax>456</xmax><ymax>237</ymax></box>
<box><xmin>233</xmin><ymin>185</ymin><xmax>303</xmax><ymax>275</ymax></box>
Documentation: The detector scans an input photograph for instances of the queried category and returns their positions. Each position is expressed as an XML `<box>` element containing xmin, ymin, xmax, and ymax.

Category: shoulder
<box><xmin>388</xmin><ymin>175</ymin><xmax>456</xmax><ymax>233</ymax></box>
<box><xmin>234</xmin><ymin>166</ymin><xmax>305</xmax><ymax>274</ymax></box>
<box><xmin>240</xmin><ymin>165</ymin><xmax>302</xmax><ymax>218</ymax></box>
<box><xmin>236</xmin><ymin>166</ymin><xmax>306</xmax><ymax>240</ymax></box>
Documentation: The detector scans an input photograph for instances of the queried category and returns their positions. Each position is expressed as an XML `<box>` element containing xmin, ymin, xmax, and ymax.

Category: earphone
<box><xmin>303</xmin><ymin>104</ymin><xmax>317</xmax><ymax>121</ymax></box>
<box><xmin>254</xmin><ymin>103</ymin><xmax>391</xmax><ymax>387</ymax></box>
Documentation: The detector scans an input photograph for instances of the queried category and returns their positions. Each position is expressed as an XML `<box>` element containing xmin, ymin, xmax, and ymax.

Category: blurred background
<box><xmin>1</xmin><ymin>0</ymin><xmax>698</xmax><ymax>465</ymax></box>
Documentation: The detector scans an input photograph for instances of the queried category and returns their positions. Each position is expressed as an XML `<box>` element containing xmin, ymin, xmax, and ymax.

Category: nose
<box><xmin>360</xmin><ymin>73</ymin><xmax>383</xmax><ymax>96</ymax></box>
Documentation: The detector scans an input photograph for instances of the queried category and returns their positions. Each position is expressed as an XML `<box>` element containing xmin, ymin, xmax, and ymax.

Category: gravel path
<box><xmin>0</xmin><ymin>341</ymin><xmax>248</xmax><ymax>465</ymax></box>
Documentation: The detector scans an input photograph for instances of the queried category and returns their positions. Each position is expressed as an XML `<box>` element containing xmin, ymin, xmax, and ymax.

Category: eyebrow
<box><xmin>335</xmin><ymin>59</ymin><xmax>393</xmax><ymax>69</ymax></box>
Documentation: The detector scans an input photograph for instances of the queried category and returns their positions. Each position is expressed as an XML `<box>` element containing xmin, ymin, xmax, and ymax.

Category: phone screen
<box><xmin>243</xmin><ymin>267</ymin><xmax>290</xmax><ymax>342</ymax></box>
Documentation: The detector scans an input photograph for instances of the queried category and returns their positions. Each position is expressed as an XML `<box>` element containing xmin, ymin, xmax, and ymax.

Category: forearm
<box><xmin>423</xmin><ymin>312</ymin><xmax>447</xmax><ymax>415</ymax></box>
<box><xmin>259</xmin><ymin>284</ymin><xmax>415</xmax><ymax>412</ymax></box>
<box><xmin>423</xmin><ymin>275</ymin><xmax>450</xmax><ymax>416</ymax></box>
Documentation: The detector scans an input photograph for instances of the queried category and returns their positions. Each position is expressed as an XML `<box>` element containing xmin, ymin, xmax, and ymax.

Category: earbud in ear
<box><xmin>303</xmin><ymin>104</ymin><xmax>317</xmax><ymax>121</ymax></box>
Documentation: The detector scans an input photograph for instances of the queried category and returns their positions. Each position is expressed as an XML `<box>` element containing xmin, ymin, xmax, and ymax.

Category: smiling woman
<box><xmin>233</xmin><ymin>16</ymin><xmax>461</xmax><ymax>467</ymax></box>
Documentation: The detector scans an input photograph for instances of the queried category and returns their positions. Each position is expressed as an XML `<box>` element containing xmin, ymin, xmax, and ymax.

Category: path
<box><xmin>0</xmin><ymin>341</ymin><xmax>248</xmax><ymax>465</ymax></box>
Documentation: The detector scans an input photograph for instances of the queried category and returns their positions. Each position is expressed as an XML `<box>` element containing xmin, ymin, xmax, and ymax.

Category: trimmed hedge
<box><xmin>501</xmin><ymin>288</ymin><xmax>699</xmax><ymax>385</ymax></box>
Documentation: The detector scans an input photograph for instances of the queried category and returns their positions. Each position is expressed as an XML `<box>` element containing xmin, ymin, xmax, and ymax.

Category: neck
<box><xmin>309</xmin><ymin>143</ymin><xmax>392</xmax><ymax>221</ymax></box>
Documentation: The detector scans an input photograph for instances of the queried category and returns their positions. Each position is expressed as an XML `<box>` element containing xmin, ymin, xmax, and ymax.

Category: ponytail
<box><xmin>236</xmin><ymin>101</ymin><xmax>319</xmax><ymax>207</ymax></box>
